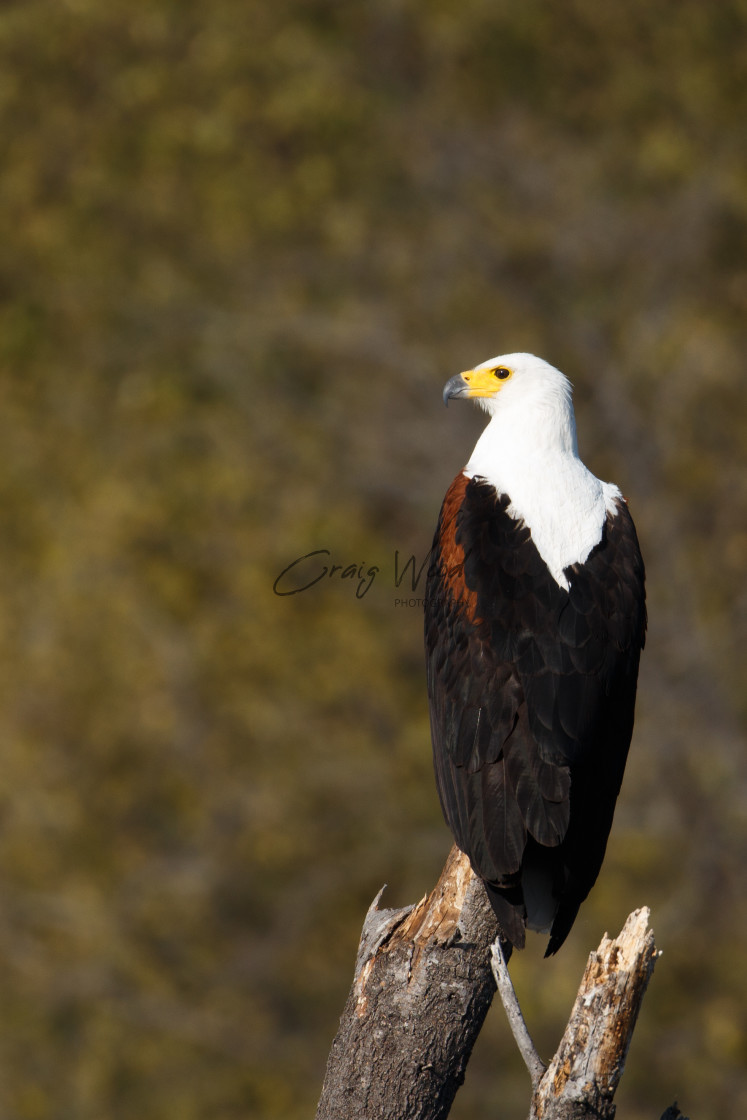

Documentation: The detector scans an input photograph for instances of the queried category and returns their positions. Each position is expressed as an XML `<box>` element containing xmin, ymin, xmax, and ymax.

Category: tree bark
<box><xmin>316</xmin><ymin>846</ymin><xmax>662</xmax><ymax>1120</ymax></box>
<box><xmin>316</xmin><ymin>846</ymin><xmax>499</xmax><ymax>1120</ymax></box>
<box><xmin>529</xmin><ymin>907</ymin><xmax>659</xmax><ymax>1119</ymax></box>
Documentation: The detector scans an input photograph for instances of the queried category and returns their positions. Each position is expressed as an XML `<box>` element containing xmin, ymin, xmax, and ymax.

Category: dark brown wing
<box><xmin>425</xmin><ymin>474</ymin><xmax>645</xmax><ymax>953</ymax></box>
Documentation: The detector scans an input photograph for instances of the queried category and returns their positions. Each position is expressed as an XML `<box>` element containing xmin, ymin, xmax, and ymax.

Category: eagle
<box><xmin>425</xmin><ymin>353</ymin><xmax>646</xmax><ymax>955</ymax></box>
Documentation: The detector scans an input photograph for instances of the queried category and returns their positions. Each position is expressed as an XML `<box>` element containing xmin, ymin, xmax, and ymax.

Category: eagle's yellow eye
<box><xmin>493</xmin><ymin>367</ymin><xmax>512</xmax><ymax>380</ymax></box>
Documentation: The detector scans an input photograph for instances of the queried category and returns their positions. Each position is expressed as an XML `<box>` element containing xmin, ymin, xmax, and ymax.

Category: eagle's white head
<box><xmin>443</xmin><ymin>352</ymin><xmax>577</xmax><ymax>455</ymax></box>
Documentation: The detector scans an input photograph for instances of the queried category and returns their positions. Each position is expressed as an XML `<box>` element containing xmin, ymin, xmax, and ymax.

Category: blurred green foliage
<box><xmin>0</xmin><ymin>1</ymin><xmax>745</xmax><ymax>1117</ymax></box>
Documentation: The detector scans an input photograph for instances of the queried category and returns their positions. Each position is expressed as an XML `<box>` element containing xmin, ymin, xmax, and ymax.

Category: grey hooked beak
<box><xmin>442</xmin><ymin>373</ymin><xmax>470</xmax><ymax>407</ymax></box>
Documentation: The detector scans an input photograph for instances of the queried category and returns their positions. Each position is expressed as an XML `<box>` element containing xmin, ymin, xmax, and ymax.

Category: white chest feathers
<box><xmin>464</xmin><ymin>432</ymin><xmax>621</xmax><ymax>591</ymax></box>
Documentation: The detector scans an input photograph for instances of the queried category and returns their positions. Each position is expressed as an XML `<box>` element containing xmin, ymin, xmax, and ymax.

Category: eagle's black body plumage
<box><xmin>425</xmin><ymin>473</ymin><xmax>646</xmax><ymax>954</ymax></box>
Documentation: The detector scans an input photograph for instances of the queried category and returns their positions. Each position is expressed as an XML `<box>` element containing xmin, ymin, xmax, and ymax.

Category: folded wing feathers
<box><xmin>426</xmin><ymin>479</ymin><xmax>645</xmax><ymax>952</ymax></box>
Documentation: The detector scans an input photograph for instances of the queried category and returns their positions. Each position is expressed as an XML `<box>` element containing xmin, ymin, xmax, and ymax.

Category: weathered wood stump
<box><xmin>316</xmin><ymin>846</ymin><xmax>662</xmax><ymax>1120</ymax></box>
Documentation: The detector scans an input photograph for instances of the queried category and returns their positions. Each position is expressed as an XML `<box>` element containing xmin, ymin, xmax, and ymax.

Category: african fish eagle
<box><xmin>425</xmin><ymin>353</ymin><xmax>645</xmax><ymax>956</ymax></box>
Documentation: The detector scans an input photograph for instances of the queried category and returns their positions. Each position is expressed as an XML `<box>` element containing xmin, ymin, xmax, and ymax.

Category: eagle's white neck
<box><xmin>464</xmin><ymin>391</ymin><xmax>620</xmax><ymax>590</ymax></box>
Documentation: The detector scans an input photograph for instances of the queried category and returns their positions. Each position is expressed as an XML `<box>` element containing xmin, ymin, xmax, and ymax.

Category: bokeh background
<box><xmin>0</xmin><ymin>1</ymin><xmax>745</xmax><ymax>1117</ymax></box>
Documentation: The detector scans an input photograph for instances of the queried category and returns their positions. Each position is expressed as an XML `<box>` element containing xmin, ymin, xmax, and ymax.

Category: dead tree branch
<box><xmin>316</xmin><ymin>846</ymin><xmax>662</xmax><ymax>1120</ymax></box>
<box><xmin>316</xmin><ymin>846</ymin><xmax>498</xmax><ymax>1120</ymax></box>
<box><xmin>530</xmin><ymin>907</ymin><xmax>659</xmax><ymax>1120</ymax></box>
<box><xmin>491</xmin><ymin>935</ymin><xmax>546</xmax><ymax>1090</ymax></box>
